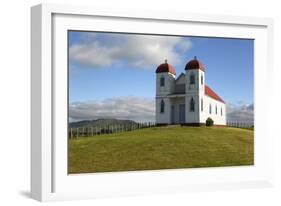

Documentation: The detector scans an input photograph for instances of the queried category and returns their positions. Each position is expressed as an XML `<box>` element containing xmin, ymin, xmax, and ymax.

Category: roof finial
<box><xmin>165</xmin><ymin>59</ymin><xmax>167</xmax><ymax>63</ymax></box>
<box><xmin>194</xmin><ymin>56</ymin><xmax>197</xmax><ymax>60</ymax></box>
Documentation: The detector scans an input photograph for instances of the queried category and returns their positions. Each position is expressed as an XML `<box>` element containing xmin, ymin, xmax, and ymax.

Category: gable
<box><xmin>175</xmin><ymin>73</ymin><xmax>185</xmax><ymax>85</ymax></box>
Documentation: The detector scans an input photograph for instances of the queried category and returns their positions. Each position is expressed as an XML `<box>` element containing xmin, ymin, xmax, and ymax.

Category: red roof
<box><xmin>156</xmin><ymin>63</ymin><xmax>176</xmax><ymax>75</ymax></box>
<box><xmin>185</xmin><ymin>58</ymin><xmax>205</xmax><ymax>72</ymax></box>
<box><xmin>205</xmin><ymin>85</ymin><xmax>225</xmax><ymax>103</ymax></box>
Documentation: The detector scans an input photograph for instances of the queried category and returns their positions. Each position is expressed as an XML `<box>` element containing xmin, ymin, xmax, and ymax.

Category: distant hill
<box><xmin>69</xmin><ymin>118</ymin><xmax>138</xmax><ymax>128</ymax></box>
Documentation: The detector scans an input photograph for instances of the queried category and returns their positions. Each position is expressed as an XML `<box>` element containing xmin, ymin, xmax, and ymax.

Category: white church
<box><xmin>155</xmin><ymin>57</ymin><xmax>226</xmax><ymax>126</ymax></box>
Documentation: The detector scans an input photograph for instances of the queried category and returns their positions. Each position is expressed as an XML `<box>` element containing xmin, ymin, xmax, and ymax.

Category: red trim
<box><xmin>205</xmin><ymin>85</ymin><xmax>225</xmax><ymax>103</ymax></box>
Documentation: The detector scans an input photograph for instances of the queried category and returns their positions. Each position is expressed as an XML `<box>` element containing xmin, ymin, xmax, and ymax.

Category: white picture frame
<box><xmin>31</xmin><ymin>3</ymin><xmax>274</xmax><ymax>202</ymax></box>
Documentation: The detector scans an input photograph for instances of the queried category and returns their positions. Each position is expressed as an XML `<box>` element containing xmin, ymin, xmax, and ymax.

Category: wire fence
<box><xmin>69</xmin><ymin>122</ymin><xmax>156</xmax><ymax>139</ymax></box>
<box><xmin>69</xmin><ymin>121</ymin><xmax>253</xmax><ymax>139</ymax></box>
<box><xmin>226</xmin><ymin>121</ymin><xmax>254</xmax><ymax>128</ymax></box>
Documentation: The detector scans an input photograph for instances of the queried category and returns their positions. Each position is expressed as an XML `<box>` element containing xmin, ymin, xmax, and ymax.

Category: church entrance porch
<box><xmin>169</xmin><ymin>96</ymin><xmax>185</xmax><ymax>124</ymax></box>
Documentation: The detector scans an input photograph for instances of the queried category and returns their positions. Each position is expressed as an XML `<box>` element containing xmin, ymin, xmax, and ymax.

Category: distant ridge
<box><xmin>69</xmin><ymin>118</ymin><xmax>138</xmax><ymax>128</ymax></box>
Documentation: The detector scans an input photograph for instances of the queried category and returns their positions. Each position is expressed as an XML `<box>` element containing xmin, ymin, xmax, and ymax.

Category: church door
<box><xmin>179</xmin><ymin>104</ymin><xmax>185</xmax><ymax>124</ymax></box>
<box><xmin>171</xmin><ymin>105</ymin><xmax>175</xmax><ymax>124</ymax></box>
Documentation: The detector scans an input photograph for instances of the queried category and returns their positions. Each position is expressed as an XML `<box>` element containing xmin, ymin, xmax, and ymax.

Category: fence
<box><xmin>69</xmin><ymin>122</ymin><xmax>156</xmax><ymax>139</ymax></box>
<box><xmin>226</xmin><ymin>121</ymin><xmax>254</xmax><ymax>128</ymax></box>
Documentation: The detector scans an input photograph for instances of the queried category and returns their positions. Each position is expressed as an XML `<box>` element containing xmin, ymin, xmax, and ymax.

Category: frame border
<box><xmin>31</xmin><ymin>3</ymin><xmax>274</xmax><ymax>201</ymax></box>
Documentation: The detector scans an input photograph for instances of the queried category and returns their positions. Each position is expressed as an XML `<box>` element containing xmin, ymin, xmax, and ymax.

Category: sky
<box><xmin>68</xmin><ymin>31</ymin><xmax>254</xmax><ymax>123</ymax></box>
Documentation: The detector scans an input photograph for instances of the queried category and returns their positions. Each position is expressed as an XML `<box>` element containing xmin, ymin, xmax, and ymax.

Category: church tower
<box><xmin>184</xmin><ymin>56</ymin><xmax>205</xmax><ymax>124</ymax></box>
<box><xmin>155</xmin><ymin>60</ymin><xmax>176</xmax><ymax>124</ymax></box>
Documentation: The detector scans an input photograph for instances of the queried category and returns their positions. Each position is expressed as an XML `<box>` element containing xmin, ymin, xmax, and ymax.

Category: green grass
<box><xmin>69</xmin><ymin>126</ymin><xmax>254</xmax><ymax>174</ymax></box>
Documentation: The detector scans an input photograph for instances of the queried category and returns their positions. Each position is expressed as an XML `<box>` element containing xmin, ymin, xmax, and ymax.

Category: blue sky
<box><xmin>68</xmin><ymin>31</ymin><xmax>254</xmax><ymax>122</ymax></box>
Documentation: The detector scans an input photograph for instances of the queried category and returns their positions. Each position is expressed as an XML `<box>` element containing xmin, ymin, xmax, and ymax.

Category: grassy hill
<box><xmin>69</xmin><ymin>126</ymin><xmax>254</xmax><ymax>174</ymax></box>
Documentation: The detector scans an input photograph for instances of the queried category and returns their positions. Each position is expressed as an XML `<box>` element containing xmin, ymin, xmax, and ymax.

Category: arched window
<box><xmin>201</xmin><ymin>75</ymin><xmax>203</xmax><ymax>85</ymax></box>
<box><xmin>221</xmin><ymin>107</ymin><xmax>223</xmax><ymax>116</ymax></box>
<box><xmin>160</xmin><ymin>100</ymin><xmax>165</xmax><ymax>113</ymax></box>
<box><xmin>190</xmin><ymin>73</ymin><xmax>195</xmax><ymax>85</ymax></box>
<box><xmin>160</xmin><ymin>76</ymin><xmax>165</xmax><ymax>87</ymax></box>
<box><xmin>190</xmin><ymin>98</ymin><xmax>195</xmax><ymax>112</ymax></box>
<box><xmin>215</xmin><ymin>105</ymin><xmax>217</xmax><ymax>114</ymax></box>
<box><xmin>209</xmin><ymin>104</ymin><xmax>212</xmax><ymax>114</ymax></box>
<box><xmin>201</xmin><ymin>98</ymin><xmax>203</xmax><ymax>112</ymax></box>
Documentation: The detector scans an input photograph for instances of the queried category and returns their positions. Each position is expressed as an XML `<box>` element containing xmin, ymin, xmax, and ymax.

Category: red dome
<box><xmin>185</xmin><ymin>57</ymin><xmax>205</xmax><ymax>72</ymax></box>
<box><xmin>156</xmin><ymin>62</ymin><xmax>176</xmax><ymax>75</ymax></box>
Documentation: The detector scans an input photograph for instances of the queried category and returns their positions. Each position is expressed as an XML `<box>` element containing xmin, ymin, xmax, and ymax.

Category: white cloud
<box><xmin>69</xmin><ymin>33</ymin><xmax>192</xmax><ymax>69</ymax></box>
<box><xmin>226</xmin><ymin>103</ymin><xmax>254</xmax><ymax>123</ymax></box>
<box><xmin>69</xmin><ymin>96</ymin><xmax>155</xmax><ymax>122</ymax></box>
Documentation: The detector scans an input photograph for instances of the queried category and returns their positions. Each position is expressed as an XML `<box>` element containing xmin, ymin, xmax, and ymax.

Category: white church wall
<box><xmin>155</xmin><ymin>98</ymin><xmax>172</xmax><ymax>124</ymax></box>
<box><xmin>198</xmin><ymin>70</ymin><xmax>205</xmax><ymax>91</ymax></box>
<box><xmin>185</xmin><ymin>70</ymin><xmax>198</xmax><ymax>91</ymax></box>
<box><xmin>185</xmin><ymin>69</ymin><xmax>202</xmax><ymax>124</ymax></box>
<box><xmin>185</xmin><ymin>95</ymin><xmax>200</xmax><ymax>123</ymax></box>
<box><xmin>202</xmin><ymin>95</ymin><xmax>226</xmax><ymax>125</ymax></box>
<box><xmin>156</xmin><ymin>73</ymin><xmax>175</xmax><ymax>96</ymax></box>
<box><xmin>197</xmin><ymin>70</ymin><xmax>206</xmax><ymax>124</ymax></box>
<box><xmin>156</xmin><ymin>72</ymin><xmax>176</xmax><ymax>124</ymax></box>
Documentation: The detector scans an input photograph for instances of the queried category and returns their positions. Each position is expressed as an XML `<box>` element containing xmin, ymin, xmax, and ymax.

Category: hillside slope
<box><xmin>69</xmin><ymin>126</ymin><xmax>254</xmax><ymax>174</ymax></box>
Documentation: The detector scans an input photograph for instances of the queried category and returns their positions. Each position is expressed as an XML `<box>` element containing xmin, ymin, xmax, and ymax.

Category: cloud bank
<box><xmin>69</xmin><ymin>33</ymin><xmax>192</xmax><ymax>69</ymax></box>
<box><xmin>226</xmin><ymin>103</ymin><xmax>254</xmax><ymax>123</ymax></box>
<box><xmin>69</xmin><ymin>96</ymin><xmax>155</xmax><ymax>122</ymax></box>
<box><xmin>69</xmin><ymin>96</ymin><xmax>253</xmax><ymax>124</ymax></box>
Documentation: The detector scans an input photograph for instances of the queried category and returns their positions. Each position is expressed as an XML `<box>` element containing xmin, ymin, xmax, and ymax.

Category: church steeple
<box><xmin>185</xmin><ymin>56</ymin><xmax>205</xmax><ymax>72</ymax></box>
